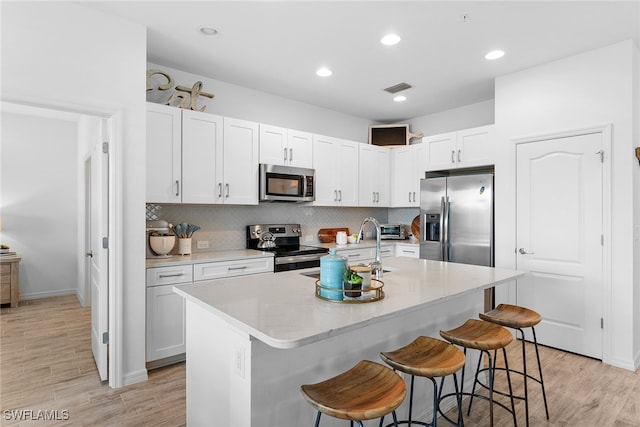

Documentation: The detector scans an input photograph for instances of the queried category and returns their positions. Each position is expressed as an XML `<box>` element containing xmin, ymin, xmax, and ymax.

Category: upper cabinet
<box><xmin>146</xmin><ymin>103</ymin><xmax>259</xmax><ymax>205</ymax></box>
<box><xmin>390</xmin><ymin>143</ymin><xmax>428</xmax><ymax>207</ymax></box>
<box><xmin>259</xmin><ymin>124</ymin><xmax>313</xmax><ymax>168</ymax></box>
<box><xmin>313</xmin><ymin>135</ymin><xmax>359</xmax><ymax>206</ymax></box>
<box><xmin>220</xmin><ymin>118</ymin><xmax>259</xmax><ymax>205</ymax></box>
<box><xmin>359</xmin><ymin>144</ymin><xmax>390</xmax><ymax>207</ymax></box>
<box><xmin>424</xmin><ymin>125</ymin><xmax>496</xmax><ymax>171</ymax></box>
<box><xmin>146</xmin><ymin>103</ymin><xmax>182</xmax><ymax>203</ymax></box>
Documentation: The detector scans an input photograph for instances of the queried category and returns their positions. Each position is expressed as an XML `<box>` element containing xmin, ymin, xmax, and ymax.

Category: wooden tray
<box><xmin>317</xmin><ymin>227</ymin><xmax>349</xmax><ymax>243</ymax></box>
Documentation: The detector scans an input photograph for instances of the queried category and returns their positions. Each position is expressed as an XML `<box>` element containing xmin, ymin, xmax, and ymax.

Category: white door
<box><xmin>89</xmin><ymin>120</ymin><xmax>110</xmax><ymax>381</ymax></box>
<box><xmin>516</xmin><ymin>131</ymin><xmax>603</xmax><ymax>359</ymax></box>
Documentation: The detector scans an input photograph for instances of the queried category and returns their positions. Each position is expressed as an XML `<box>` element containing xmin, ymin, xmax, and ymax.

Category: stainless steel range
<box><xmin>246</xmin><ymin>224</ymin><xmax>328</xmax><ymax>272</ymax></box>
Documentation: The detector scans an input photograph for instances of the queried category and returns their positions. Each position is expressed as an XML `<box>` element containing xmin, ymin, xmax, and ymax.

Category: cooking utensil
<box><xmin>173</xmin><ymin>223</ymin><xmax>200</xmax><ymax>238</ymax></box>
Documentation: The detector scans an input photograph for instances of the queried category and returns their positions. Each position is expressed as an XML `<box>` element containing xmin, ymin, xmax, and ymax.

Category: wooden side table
<box><xmin>1</xmin><ymin>254</ymin><xmax>21</xmax><ymax>308</ymax></box>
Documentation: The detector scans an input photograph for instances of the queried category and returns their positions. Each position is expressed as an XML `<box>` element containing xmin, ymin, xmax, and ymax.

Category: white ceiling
<box><xmin>88</xmin><ymin>1</ymin><xmax>639</xmax><ymax>123</ymax></box>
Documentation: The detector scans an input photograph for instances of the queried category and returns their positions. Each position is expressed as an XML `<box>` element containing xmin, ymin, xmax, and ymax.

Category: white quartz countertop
<box><xmin>146</xmin><ymin>249</ymin><xmax>274</xmax><ymax>268</ymax></box>
<box><xmin>173</xmin><ymin>257</ymin><xmax>524</xmax><ymax>349</ymax></box>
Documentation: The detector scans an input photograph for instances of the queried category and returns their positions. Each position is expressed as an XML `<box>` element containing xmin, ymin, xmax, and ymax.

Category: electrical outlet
<box><xmin>196</xmin><ymin>240</ymin><xmax>209</xmax><ymax>249</ymax></box>
<box><xmin>305</xmin><ymin>235</ymin><xmax>313</xmax><ymax>242</ymax></box>
<box><xmin>233</xmin><ymin>347</ymin><xmax>245</xmax><ymax>378</ymax></box>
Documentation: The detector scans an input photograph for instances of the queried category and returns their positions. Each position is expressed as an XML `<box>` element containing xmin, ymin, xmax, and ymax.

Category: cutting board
<box><xmin>317</xmin><ymin>228</ymin><xmax>350</xmax><ymax>243</ymax></box>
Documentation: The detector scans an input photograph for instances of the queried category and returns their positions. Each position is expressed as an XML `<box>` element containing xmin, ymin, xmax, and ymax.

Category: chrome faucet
<box><xmin>356</xmin><ymin>217</ymin><xmax>383</xmax><ymax>279</ymax></box>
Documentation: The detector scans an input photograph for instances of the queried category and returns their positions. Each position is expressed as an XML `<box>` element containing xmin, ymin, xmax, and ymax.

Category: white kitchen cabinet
<box><xmin>336</xmin><ymin>245</ymin><xmax>394</xmax><ymax>264</ymax></box>
<box><xmin>182</xmin><ymin>109</ymin><xmax>223</xmax><ymax>204</ymax></box>
<box><xmin>424</xmin><ymin>125</ymin><xmax>495</xmax><ymax>171</ymax></box>
<box><xmin>259</xmin><ymin>124</ymin><xmax>313</xmax><ymax>168</ymax></box>
<box><xmin>193</xmin><ymin>257</ymin><xmax>273</xmax><ymax>281</ymax></box>
<box><xmin>390</xmin><ymin>143</ymin><xmax>428</xmax><ymax>207</ymax></box>
<box><xmin>146</xmin><ymin>103</ymin><xmax>182</xmax><ymax>203</ymax></box>
<box><xmin>221</xmin><ymin>118</ymin><xmax>259</xmax><ymax>205</ymax></box>
<box><xmin>312</xmin><ymin>135</ymin><xmax>359</xmax><ymax>206</ymax></box>
<box><xmin>395</xmin><ymin>244</ymin><xmax>419</xmax><ymax>259</ymax></box>
<box><xmin>146</xmin><ymin>104</ymin><xmax>259</xmax><ymax>205</ymax></box>
<box><xmin>358</xmin><ymin>144</ymin><xmax>390</xmax><ymax>207</ymax></box>
<box><xmin>146</xmin><ymin>264</ymin><xmax>193</xmax><ymax>364</ymax></box>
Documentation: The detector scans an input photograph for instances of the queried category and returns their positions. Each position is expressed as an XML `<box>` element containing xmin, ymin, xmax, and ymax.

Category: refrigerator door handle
<box><xmin>443</xmin><ymin>196</ymin><xmax>451</xmax><ymax>261</ymax></box>
<box><xmin>440</xmin><ymin>196</ymin><xmax>446</xmax><ymax>261</ymax></box>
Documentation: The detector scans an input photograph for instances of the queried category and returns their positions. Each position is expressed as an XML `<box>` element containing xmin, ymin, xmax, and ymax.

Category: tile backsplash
<box><xmin>148</xmin><ymin>204</ymin><xmax>418</xmax><ymax>253</ymax></box>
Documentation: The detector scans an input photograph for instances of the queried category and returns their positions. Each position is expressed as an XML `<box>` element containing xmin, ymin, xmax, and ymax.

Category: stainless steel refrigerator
<box><xmin>419</xmin><ymin>172</ymin><xmax>494</xmax><ymax>268</ymax></box>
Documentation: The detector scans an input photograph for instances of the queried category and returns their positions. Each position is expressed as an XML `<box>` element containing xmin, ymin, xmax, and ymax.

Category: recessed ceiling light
<box><xmin>393</xmin><ymin>95</ymin><xmax>407</xmax><ymax>102</ymax></box>
<box><xmin>485</xmin><ymin>50</ymin><xmax>505</xmax><ymax>60</ymax></box>
<box><xmin>381</xmin><ymin>33</ymin><xmax>401</xmax><ymax>46</ymax></box>
<box><xmin>199</xmin><ymin>26</ymin><xmax>219</xmax><ymax>36</ymax></box>
<box><xmin>316</xmin><ymin>67</ymin><xmax>333</xmax><ymax>77</ymax></box>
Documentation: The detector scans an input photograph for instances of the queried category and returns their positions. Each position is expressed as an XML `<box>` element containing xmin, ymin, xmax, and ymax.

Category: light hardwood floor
<box><xmin>1</xmin><ymin>295</ymin><xmax>639</xmax><ymax>426</ymax></box>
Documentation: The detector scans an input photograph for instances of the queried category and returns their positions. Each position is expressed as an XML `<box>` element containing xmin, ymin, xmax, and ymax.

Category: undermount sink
<box><xmin>300</xmin><ymin>268</ymin><xmax>395</xmax><ymax>280</ymax></box>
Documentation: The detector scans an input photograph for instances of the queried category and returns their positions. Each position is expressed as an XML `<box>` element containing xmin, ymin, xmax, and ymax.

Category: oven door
<box><xmin>260</xmin><ymin>164</ymin><xmax>315</xmax><ymax>202</ymax></box>
<box><xmin>274</xmin><ymin>253</ymin><xmax>323</xmax><ymax>272</ymax></box>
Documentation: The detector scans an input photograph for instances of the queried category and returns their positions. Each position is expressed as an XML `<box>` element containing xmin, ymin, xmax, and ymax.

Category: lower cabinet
<box><xmin>146</xmin><ymin>256</ymin><xmax>274</xmax><ymax>367</ymax></box>
<box><xmin>336</xmin><ymin>245</ymin><xmax>394</xmax><ymax>264</ymax></box>
<box><xmin>395</xmin><ymin>244</ymin><xmax>419</xmax><ymax>259</ymax></box>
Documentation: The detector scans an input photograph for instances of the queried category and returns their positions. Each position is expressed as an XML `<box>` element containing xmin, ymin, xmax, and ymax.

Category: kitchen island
<box><xmin>174</xmin><ymin>257</ymin><xmax>523</xmax><ymax>426</ymax></box>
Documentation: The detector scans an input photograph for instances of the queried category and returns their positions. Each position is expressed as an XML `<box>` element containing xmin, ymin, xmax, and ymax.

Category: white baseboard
<box><xmin>19</xmin><ymin>288</ymin><xmax>77</xmax><ymax>300</ymax></box>
<box><xmin>123</xmin><ymin>368</ymin><xmax>148</xmax><ymax>386</ymax></box>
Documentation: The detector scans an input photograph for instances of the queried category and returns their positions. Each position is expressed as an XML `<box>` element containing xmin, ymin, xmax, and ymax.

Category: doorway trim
<box><xmin>2</xmin><ymin>99</ymin><xmax>124</xmax><ymax>388</ymax></box>
<box><xmin>512</xmin><ymin>123</ymin><xmax>612</xmax><ymax>364</ymax></box>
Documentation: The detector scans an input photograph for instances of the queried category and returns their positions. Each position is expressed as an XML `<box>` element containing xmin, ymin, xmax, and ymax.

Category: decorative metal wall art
<box><xmin>146</xmin><ymin>69</ymin><xmax>214</xmax><ymax>112</ymax></box>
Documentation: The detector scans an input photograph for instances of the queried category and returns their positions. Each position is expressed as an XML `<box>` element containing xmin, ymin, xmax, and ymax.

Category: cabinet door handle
<box><xmin>348</xmin><ymin>253</ymin><xmax>361</xmax><ymax>257</ymax></box>
<box><xmin>451</xmin><ymin>150</ymin><xmax>455</xmax><ymax>163</ymax></box>
<box><xmin>413</xmin><ymin>192</ymin><xmax>416</xmax><ymax>202</ymax></box>
<box><xmin>289</xmin><ymin>148</ymin><xmax>293</xmax><ymax>162</ymax></box>
<box><xmin>159</xmin><ymin>273</ymin><xmax>185</xmax><ymax>278</ymax></box>
<box><xmin>225</xmin><ymin>183</ymin><xmax>230</xmax><ymax>198</ymax></box>
<box><xmin>334</xmin><ymin>190</ymin><xmax>338</xmax><ymax>201</ymax></box>
<box><xmin>338</xmin><ymin>190</ymin><xmax>342</xmax><ymax>201</ymax></box>
<box><xmin>409</xmin><ymin>192</ymin><xmax>412</xmax><ymax>203</ymax></box>
<box><xmin>218</xmin><ymin>183</ymin><xmax>222</xmax><ymax>198</ymax></box>
<box><xmin>372</xmin><ymin>192</ymin><xmax>376</xmax><ymax>203</ymax></box>
<box><xmin>227</xmin><ymin>266</ymin><xmax>248</xmax><ymax>271</ymax></box>
<box><xmin>175</xmin><ymin>180</ymin><xmax>180</xmax><ymax>197</ymax></box>
<box><xmin>283</xmin><ymin>147</ymin><xmax>288</xmax><ymax>162</ymax></box>
<box><xmin>377</xmin><ymin>192</ymin><xmax>380</xmax><ymax>203</ymax></box>
<box><xmin>457</xmin><ymin>149</ymin><xmax>461</xmax><ymax>163</ymax></box>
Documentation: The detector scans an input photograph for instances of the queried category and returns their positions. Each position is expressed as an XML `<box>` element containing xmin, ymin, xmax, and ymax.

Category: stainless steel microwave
<box><xmin>259</xmin><ymin>164</ymin><xmax>315</xmax><ymax>202</ymax></box>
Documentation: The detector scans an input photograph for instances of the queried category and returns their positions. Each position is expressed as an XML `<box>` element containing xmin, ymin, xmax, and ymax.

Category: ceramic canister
<box><xmin>319</xmin><ymin>248</ymin><xmax>346</xmax><ymax>300</ymax></box>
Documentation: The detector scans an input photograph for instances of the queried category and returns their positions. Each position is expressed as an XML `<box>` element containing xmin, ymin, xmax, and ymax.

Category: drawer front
<box><xmin>146</xmin><ymin>265</ymin><xmax>193</xmax><ymax>287</ymax></box>
<box><xmin>337</xmin><ymin>247</ymin><xmax>376</xmax><ymax>263</ymax></box>
<box><xmin>395</xmin><ymin>245</ymin><xmax>419</xmax><ymax>258</ymax></box>
<box><xmin>194</xmin><ymin>257</ymin><xmax>274</xmax><ymax>281</ymax></box>
<box><xmin>380</xmin><ymin>246</ymin><xmax>394</xmax><ymax>258</ymax></box>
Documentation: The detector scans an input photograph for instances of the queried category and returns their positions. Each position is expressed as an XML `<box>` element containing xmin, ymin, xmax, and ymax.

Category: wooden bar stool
<box><xmin>440</xmin><ymin>319</ymin><xmax>517</xmax><ymax>427</ymax></box>
<box><xmin>300</xmin><ymin>360</ymin><xmax>406</xmax><ymax>427</ymax></box>
<box><xmin>479</xmin><ymin>304</ymin><xmax>549</xmax><ymax>426</ymax></box>
<box><xmin>380</xmin><ymin>336</ymin><xmax>465</xmax><ymax>427</ymax></box>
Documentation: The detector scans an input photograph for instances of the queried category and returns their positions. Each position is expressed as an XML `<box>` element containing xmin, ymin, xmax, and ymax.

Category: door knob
<box><xmin>518</xmin><ymin>248</ymin><xmax>534</xmax><ymax>255</ymax></box>
<box><xmin>85</xmin><ymin>251</ymin><xmax>94</xmax><ymax>258</ymax></box>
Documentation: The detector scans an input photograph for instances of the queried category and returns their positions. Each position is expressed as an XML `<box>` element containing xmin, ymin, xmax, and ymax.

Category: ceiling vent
<box><xmin>383</xmin><ymin>82</ymin><xmax>412</xmax><ymax>94</ymax></box>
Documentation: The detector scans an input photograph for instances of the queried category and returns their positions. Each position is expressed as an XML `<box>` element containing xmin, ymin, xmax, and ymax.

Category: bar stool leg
<box><xmin>502</xmin><ymin>347</ymin><xmax>517</xmax><ymax>427</ymax></box>
<box><xmin>314</xmin><ymin>411</ymin><xmax>321</xmax><ymax>427</ymax></box>
<box><xmin>532</xmin><ymin>327</ymin><xmax>550</xmax><ymax>419</ymax></box>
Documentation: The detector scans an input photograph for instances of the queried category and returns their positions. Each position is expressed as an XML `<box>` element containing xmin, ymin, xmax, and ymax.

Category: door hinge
<box><xmin>102</xmin><ymin>331</ymin><xmax>109</xmax><ymax>344</ymax></box>
<box><xmin>102</xmin><ymin>141</ymin><xmax>109</xmax><ymax>154</ymax></box>
<box><xmin>600</xmin><ymin>318</ymin><xmax>604</xmax><ymax>329</ymax></box>
<box><xmin>601</xmin><ymin>235</ymin><xmax>604</xmax><ymax>246</ymax></box>
<box><xmin>102</xmin><ymin>237</ymin><xmax>109</xmax><ymax>249</ymax></box>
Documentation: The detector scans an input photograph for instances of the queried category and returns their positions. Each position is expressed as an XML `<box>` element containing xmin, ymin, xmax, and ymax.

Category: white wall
<box><xmin>1</xmin><ymin>112</ymin><xmax>78</xmax><ymax>299</ymax></box>
<box><xmin>147</xmin><ymin>63</ymin><xmax>374</xmax><ymax>143</ymax></box>
<box><xmin>494</xmin><ymin>40</ymin><xmax>639</xmax><ymax>370</ymax></box>
<box><xmin>407</xmin><ymin>99</ymin><xmax>495</xmax><ymax>139</ymax></box>
<box><xmin>2</xmin><ymin>2</ymin><xmax>147</xmax><ymax>386</ymax></box>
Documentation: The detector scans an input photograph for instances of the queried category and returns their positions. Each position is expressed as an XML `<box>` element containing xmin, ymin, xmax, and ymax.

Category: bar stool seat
<box><xmin>479</xmin><ymin>304</ymin><xmax>549</xmax><ymax>426</ymax></box>
<box><xmin>301</xmin><ymin>360</ymin><xmax>406</xmax><ymax>427</ymax></box>
<box><xmin>380</xmin><ymin>336</ymin><xmax>465</xmax><ymax>426</ymax></box>
<box><xmin>440</xmin><ymin>319</ymin><xmax>517</xmax><ymax>427</ymax></box>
